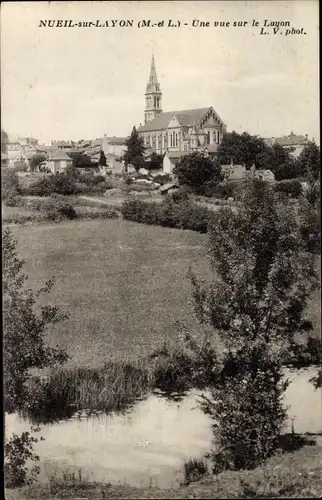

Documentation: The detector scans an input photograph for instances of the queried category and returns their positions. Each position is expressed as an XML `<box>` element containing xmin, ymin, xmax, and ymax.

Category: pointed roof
<box><xmin>149</xmin><ymin>54</ymin><xmax>158</xmax><ymax>82</ymax></box>
<box><xmin>146</xmin><ymin>54</ymin><xmax>161</xmax><ymax>94</ymax></box>
<box><xmin>48</xmin><ymin>150</ymin><xmax>73</xmax><ymax>161</ymax></box>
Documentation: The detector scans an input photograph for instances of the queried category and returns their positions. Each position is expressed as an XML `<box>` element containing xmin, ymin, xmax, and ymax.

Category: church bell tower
<box><xmin>144</xmin><ymin>53</ymin><xmax>162</xmax><ymax>124</ymax></box>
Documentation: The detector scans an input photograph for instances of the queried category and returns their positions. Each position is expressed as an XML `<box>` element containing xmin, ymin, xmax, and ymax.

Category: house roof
<box><xmin>48</xmin><ymin>150</ymin><xmax>73</xmax><ymax>161</ymax></box>
<box><xmin>105</xmin><ymin>136</ymin><xmax>128</xmax><ymax>145</ymax></box>
<box><xmin>138</xmin><ymin>108</ymin><xmax>214</xmax><ymax>132</ymax></box>
<box><xmin>265</xmin><ymin>132</ymin><xmax>308</xmax><ymax>148</ymax></box>
<box><xmin>275</xmin><ymin>133</ymin><xmax>308</xmax><ymax>147</ymax></box>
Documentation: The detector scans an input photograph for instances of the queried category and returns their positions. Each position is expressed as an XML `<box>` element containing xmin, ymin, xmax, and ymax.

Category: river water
<box><xmin>5</xmin><ymin>368</ymin><xmax>322</xmax><ymax>488</ymax></box>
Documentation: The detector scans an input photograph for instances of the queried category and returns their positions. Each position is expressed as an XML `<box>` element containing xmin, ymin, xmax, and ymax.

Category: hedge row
<box><xmin>121</xmin><ymin>196</ymin><xmax>212</xmax><ymax>233</ymax></box>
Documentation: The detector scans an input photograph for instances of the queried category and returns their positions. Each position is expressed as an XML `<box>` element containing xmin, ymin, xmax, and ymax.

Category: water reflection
<box><xmin>5</xmin><ymin>368</ymin><xmax>322</xmax><ymax>488</ymax></box>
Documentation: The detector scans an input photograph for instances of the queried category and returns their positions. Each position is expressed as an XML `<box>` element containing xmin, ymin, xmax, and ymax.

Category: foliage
<box><xmin>29</xmin><ymin>154</ymin><xmax>47</xmax><ymax>172</ymax></box>
<box><xmin>298</xmin><ymin>141</ymin><xmax>320</xmax><ymax>180</ymax></box>
<box><xmin>2</xmin><ymin>128</ymin><xmax>9</xmax><ymax>153</ymax></box>
<box><xmin>121</xmin><ymin>196</ymin><xmax>211</xmax><ymax>233</ymax></box>
<box><xmin>174</xmin><ymin>152</ymin><xmax>223</xmax><ymax>195</ymax></box>
<box><xmin>216</xmin><ymin>131</ymin><xmax>269</xmax><ymax>169</ymax></box>
<box><xmin>257</xmin><ymin>143</ymin><xmax>298</xmax><ymax>180</ymax></box>
<box><xmin>24</xmin><ymin>173</ymin><xmax>77</xmax><ymax>196</ymax></box>
<box><xmin>146</xmin><ymin>152</ymin><xmax>164</xmax><ymax>171</ymax></box>
<box><xmin>190</xmin><ymin>179</ymin><xmax>318</xmax><ymax>471</ymax></box>
<box><xmin>42</xmin><ymin>200</ymin><xmax>77</xmax><ymax>221</ymax></box>
<box><xmin>298</xmin><ymin>178</ymin><xmax>321</xmax><ymax>254</ymax></box>
<box><xmin>274</xmin><ymin>179</ymin><xmax>303</xmax><ymax>198</ymax></box>
<box><xmin>123</xmin><ymin>126</ymin><xmax>146</xmax><ymax>172</ymax></box>
<box><xmin>98</xmin><ymin>150</ymin><xmax>107</xmax><ymax>167</ymax></box>
<box><xmin>182</xmin><ymin>458</ymin><xmax>208</xmax><ymax>485</ymax></box>
<box><xmin>4</xmin><ymin>427</ymin><xmax>44</xmax><ymax>488</ymax></box>
<box><xmin>1</xmin><ymin>168</ymin><xmax>21</xmax><ymax>202</ymax></box>
<box><xmin>152</xmin><ymin>173</ymin><xmax>172</xmax><ymax>185</ymax></box>
<box><xmin>68</xmin><ymin>151</ymin><xmax>95</xmax><ymax>168</ymax></box>
<box><xmin>14</xmin><ymin>159</ymin><xmax>29</xmax><ymax>172</ymax></box>
<box><xmin>3</xmin><ymin>228</ymin><xmax>69</xmax><ymax>414</ymax></box>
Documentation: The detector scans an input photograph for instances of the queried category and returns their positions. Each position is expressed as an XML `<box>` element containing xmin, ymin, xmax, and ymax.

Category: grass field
<box><xmin>9</xmin><ymin>218</ymin><xmax>320</xmax><ymax>368</ymax></box>
<box><xmin>10</xmin><ymin>218</ymin><xmax>213</xmax><ymax>367</ymax></box>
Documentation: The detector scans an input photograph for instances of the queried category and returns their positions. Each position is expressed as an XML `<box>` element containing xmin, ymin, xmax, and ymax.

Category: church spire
<box><xmin>144</xmin><ymin>53</ymin><xmax>162</xmax><ymax>124</ymax></box>
<box><xmin>148</xmin><ymin>53</ymin><xmax>157</xmax><ymax>84</ymax></box>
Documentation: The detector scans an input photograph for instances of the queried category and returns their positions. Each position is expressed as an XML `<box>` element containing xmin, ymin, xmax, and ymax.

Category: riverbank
<box><xmin>6</xmin><ymin>437</ymin><xmax>322</xmax><ymax>499</ymax></box>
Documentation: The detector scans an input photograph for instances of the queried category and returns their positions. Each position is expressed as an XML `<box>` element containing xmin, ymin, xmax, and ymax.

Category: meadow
<box><xmin>9</xmin><ymin>217</ymin><xmax>320</xmax><ymax>368</ymax></box>
<box><xmin>10</xmin><ymin>218</ymin><xmax>214</xmax><ymax>367</ymax></box>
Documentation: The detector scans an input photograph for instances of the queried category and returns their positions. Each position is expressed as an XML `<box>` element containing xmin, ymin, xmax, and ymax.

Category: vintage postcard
<box><xmin>2</xmin><ymin>1</ymin><xmax>321</xmax><ymax>499</ymax></box>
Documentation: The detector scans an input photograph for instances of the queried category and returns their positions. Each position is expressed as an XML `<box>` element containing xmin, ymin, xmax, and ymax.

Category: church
<box><xmin>137</xmin><ymin>55</ymin><xmax>227</xmax><ymax>172</ymax></box>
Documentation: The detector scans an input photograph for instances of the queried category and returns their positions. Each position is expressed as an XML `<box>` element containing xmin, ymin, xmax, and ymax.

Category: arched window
<box><xmin>217</xmin><ymin>131</ymin><xmax>220</xmax><ymax>143</ymax></box>
<box><xmin>170</xmin><ymin>133</ymin><xmax>172</xmax><ymax>147</ymax></box>
<box><xmin>207</xmin><ymin>131</ymin><xmax>210</xmax><ymax>145</ymax></box>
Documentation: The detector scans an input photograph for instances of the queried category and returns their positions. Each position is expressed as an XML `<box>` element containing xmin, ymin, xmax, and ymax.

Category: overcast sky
<box><xmin>1</xmin><ymin>1</ymin><xmax>319</xmax><ymax>143</ymax></box>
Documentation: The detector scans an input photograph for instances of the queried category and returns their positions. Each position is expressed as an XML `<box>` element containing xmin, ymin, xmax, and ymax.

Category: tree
<box><xmin>123</xmin><ymin>126</ymin><xmax>146</xmax><ymax>172</ymax></box>
<box><xmin>29</xmin><ymin>154</ymin><xmax>47</xmax><ymax>172</ymax></box>
<box><xmin>257</xmin><ymin>143</ymin><xmax>299</xmax><ymax>180</ymax></box>
<box><xmin>173</xmin><ymin>152</ymin><xmax>223</xmax><ymax>195</ymax></box>
<box><xmin>1</xmin><ymin>128</ymin><xmax>9</xmax><ymax>153</ymax></box>
<box><xmin>216</xmin><ymin>131</ymin><xmax>269</xmax><ymax>169</ymax></box>
<box><xmin>3</xmin><ymin>228</ymin><xmax>68</xmax><ymax>414</ymax></box>
<box><xmin>146</xmin><ymin>152</ymin><xmax>163</xmax><ymax>171</ymax></box>
<box><xmin>68</xmin><ymin>151</ymin><xmax>94</xmax><ymax>168</ymax></box>
<box><xmin>98</xmin><ymin>150</ymin><xmax>107</xmax><ymax>167</ymax></box>
<box><xmin>298</xmin><ymin>141</ymin><xmax>320</xmax><ymax>180</ymax></box>
<box><xmin>190</xmin><ymin>179</ymin><xmax>318</xmax><ymax>470</ymax></box>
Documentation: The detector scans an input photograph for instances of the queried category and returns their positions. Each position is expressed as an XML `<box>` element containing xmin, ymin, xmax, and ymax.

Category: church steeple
<box><xmin>144</xmin><ymin>53</ymin><xmax>162</xmax><ymax>124</ymax></box>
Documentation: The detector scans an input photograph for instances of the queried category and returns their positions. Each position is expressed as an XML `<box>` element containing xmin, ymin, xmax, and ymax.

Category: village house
<box><xmin>137</xmin><ymin>55</ymin><xmax>226</xmax><ymax>174</ymax></box>
<box><xmin>264</xmin><ymin>132</ymin><xmax>309</xmax><ymax>158</ymax></box>
<box><xmin>40</xmin><ymin>150</ymin><xmax>73</xmax><ymax>174</ymax></box>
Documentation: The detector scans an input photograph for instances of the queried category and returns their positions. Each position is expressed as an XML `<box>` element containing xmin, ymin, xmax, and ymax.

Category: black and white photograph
<box><xmin>2</xmin><ymin>1</ymin><xmax>321</xmax><ymax>498</ymax></box>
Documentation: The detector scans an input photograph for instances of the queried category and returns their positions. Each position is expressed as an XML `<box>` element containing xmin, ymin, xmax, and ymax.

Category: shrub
<box><xmin>121</xmin><ymin>198</ymin><xmax>159</xmax><ymax>225</ymax></box>
<box><xmin>1</xmin><ymin>169</ymin><xmax>21</xmax><ymax>201</ymax></box>
<box><xmin>182</xmin><ymin>458</ymin><xmax>208</xmax><ymax>485</ymax></box>
<box><xmin>201</xmin><ymin>359</ymin><xmax>288</xmax><ymax>472</ymax></box>
<box><xmin>174</xmin><ymin>152</ymin><xmax>223</xmax><ymax>195</ymax></box>
<box><xmin>153</xmin><ymin>173</ymin><xmax>172</xmax><ymax>185</ymax></box>
<box><xmin>3</xmin><ymin>193</ymin><xmax>21</xmax><ymax>207</ymax></box>
<box><xmin>168</xmin><ymin>186</ymin><xmax>191</xmax><ymax>203</ymax></box>
<box><xmin>121</xmin><ymin>197</ymin><xmax>211</xmax><ymax>233</ymax></box>
<box><xmin>274</xmin><ymin>179</ymin><xmax>303</xmax><ymax>198</ymax></box>
<box><xmin>5</xmin><ymin>427</ymin><xmax>43</xmax><ymax>488</ymax></box>
<box><xmin>43</xmin><ymin>200</ymin><xmax>77</xmax><ymax>221</ymax></box>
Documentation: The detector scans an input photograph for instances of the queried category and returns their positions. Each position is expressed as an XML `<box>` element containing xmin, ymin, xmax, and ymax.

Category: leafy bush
<box><xmin>152</xmin><ymin>173</ymin><xmax>172</xmax><ymax>185</ymax></box>
<box><xmin>274</xmin><ymin>179</ymin><xmax>303</xmax><ymax>198</ymax></box>
<box><xmin>42</xmin><ymin>200</ymin><xmax>77</xmax><ymax>221</ymax></box>
<box><xmin>1</xmin><ymin>169</ymin><xmax>21</xmax><ymax>202</ymax></box>
<box><xmin>5</xmin><ymin>427</ymin><xmax>44</xmax><ymax>488</ymax></box>
<box><xmin>121</xmin><ymin>197</ymin><xmax>211</xmax><ymax>233</ymax></box>
<box><xmin>3</xmin><ymin>228</ymin><xmax>69</xmax><ymax>413</ymax></box>
<box><xmin>174</xmin><ymin>152</ymin><xmax>223</xmax><ymax>195</ymax></box>
<box><xmin>168</xmin><ymin>186</ymin><xmax>191</xmax><ymax>203</ymax></box>
<box><xmin>182</xmin><ymin>458</ymin><xmax>208</xmax><ymax>485</ymax></box>
<box><xmin>121</xmin><ymin>198</ymin><xmax>159</xmax><ymax>225</ymax></box>
<box><xmin>201</xmin><ymin>359</ymin><xmax>288</xmax><ymax>471</ymax></box>
<box><xmin>3</xmin><ymin>193</ymin><xmax>21</xmax><ymax>207</ymax></box>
